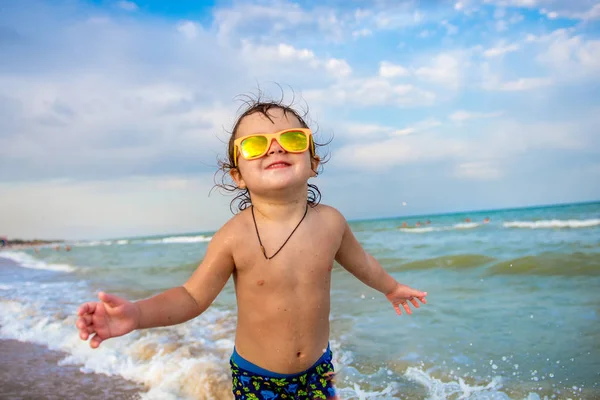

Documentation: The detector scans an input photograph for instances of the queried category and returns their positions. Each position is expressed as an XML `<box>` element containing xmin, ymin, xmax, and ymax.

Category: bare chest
<box><xmin>233</xmin><ymin>224</ymin><xmax>338</xmax><ymax>289</ymax></box>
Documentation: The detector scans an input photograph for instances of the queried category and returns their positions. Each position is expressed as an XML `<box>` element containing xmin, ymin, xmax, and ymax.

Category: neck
<box><xmin>250</xmin><ymin>190</ymin><xmax>309</xmax><ymax>222</ymax></box>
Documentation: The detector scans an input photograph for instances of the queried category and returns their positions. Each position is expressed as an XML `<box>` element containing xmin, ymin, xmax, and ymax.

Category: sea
<box><xmin>1</xmin><ymin>201</ymin><xmax>599</xmax><ymax>400</ymax></box>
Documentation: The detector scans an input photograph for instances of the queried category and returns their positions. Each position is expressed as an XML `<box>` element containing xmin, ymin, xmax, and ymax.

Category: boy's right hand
<box><xmin>76</xmin><ymin>292</ymin><xmax>140</xmax><ymax>349</ymax></box>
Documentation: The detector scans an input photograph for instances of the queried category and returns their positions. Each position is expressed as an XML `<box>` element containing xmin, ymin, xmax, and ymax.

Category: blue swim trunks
<box><xmin>230</xmin><ymin>345</ymin><xmax>337</xmax><ymax>400</ymax></box>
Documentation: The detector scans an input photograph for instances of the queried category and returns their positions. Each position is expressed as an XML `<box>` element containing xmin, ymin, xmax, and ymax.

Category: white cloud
<box><xmin>335</xmin><ymin>134</ymin><xmax>466</xmax><ymax>170</ymax></box>
<box><xmin>214</xmin><ymin>2</ymin><xmax>309</xmax><ymax>41</ymax></box>
<box><xmin>484</xmin><ymin>0</ymin><xmax>600</xmax><ymax>21</ymax></box>
<box><xmin>483</xmin><ymin>77</ymin><xmax>553</xmax><ymax>91</ymax></box>
<box><xmin>449</xmin><ymin>110</ymin><xmax>504</xmax><ymax>121</ymax></box>
<box><xmin>483</xmin><ymin>43</ymin><xmax>520</xmax><ymax>57</ymax></box>
<box><xmin>177</xmin><ymin>20</ymin><xmax>200</xmax><ymax>39</ymax></box>
<box><xmin>352</xmin><ymin>28</ymin><xmax>372</xmax><ymax>38</ymax></box>
<box><xmin>441</xmin><ymin>20</ymin><xmax>459</xmax><ymax>35</ymax></box>
<box><xmin>379</xmin><ymin>61</ymin><xmax>409</xmax><ymax>78</ymax></box>
<box><xmin>532</xmin><ymin>29</ymin><xmax>600</xmax><ymax>77</ymax></box>
<box><xmin>304</xmin><ymin>77</ymin><xmax>436</xmax><ymax>108</ymax></box>
<box><xmin>340</xmin><ymin>123</ymin><xmax>396</xmax><ymax>138</ymax></box>
<box><xmin>0</xmin><ymin>175</ymin><xmax>230</xmax><ymax>240</ymax></box>
<box><xmin>239</xmin><ymin>42</ymin><xmax>352</xmax><ymax>80</ymax></box>
<box><xmin>325</xmin><ymin>58</ymin><xmax>352</xmax><ymax>77</ymax></box>
<box><xmin>116</xmin><ymin>1</ymin><xmax>138</xmax><ymax>11</ymax></box>
<box><xmin>393</xmin><ymin>119</ymin><xmax>442</xmax><ymax>135</ymax></box>
<box><xmin>415</xmin><ymin>53</ymin><xmax>462</xmax><ymax>89</ymax></box>
<box><xmin>454</xmin><ymin>162</ymin><xmax>502</xmax><ymax>180</ymax></box>
<box><xmin>540</xmin><ymin>3</ymin><xmax>600</xmax><ymax>21</ymax></box>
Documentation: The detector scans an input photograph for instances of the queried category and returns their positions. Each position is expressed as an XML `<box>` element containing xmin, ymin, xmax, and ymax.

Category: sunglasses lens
<box><xmin>241</xmin><ymin>136</ymin><xmax>268</xmax><ymax>159</ymax></box>
<box><xmin>279</xmin><ymin>131</ymin><xmax>308</xmax><ymax>152</ymax></box>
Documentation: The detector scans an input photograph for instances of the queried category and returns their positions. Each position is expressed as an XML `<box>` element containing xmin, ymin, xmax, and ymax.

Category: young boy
<box><xmin>76</xmin><ymin>99</ymin><xmax>427</xmax><ymax>400</ymax></box>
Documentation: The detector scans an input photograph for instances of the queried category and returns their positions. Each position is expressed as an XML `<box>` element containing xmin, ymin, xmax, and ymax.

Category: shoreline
<box><xmin>0</xmin><ymin>255</ymin><xmax>145</xmax><ymax>399</ymax></box>
<box><xmin>0</xmin><ymin>339</ymin><xmax>145</xmax><ymax>399</ymax></box>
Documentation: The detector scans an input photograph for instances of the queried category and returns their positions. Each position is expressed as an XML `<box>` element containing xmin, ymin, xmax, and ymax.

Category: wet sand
<box><xmin>0</xmin><ymin>255</ymin><xmax>145</xmax><ymax>399</ymax></box>
<box><xmin>0</xmin><ymin>338</ymin><xmax>145</xmax><ymax>399</ymax></box>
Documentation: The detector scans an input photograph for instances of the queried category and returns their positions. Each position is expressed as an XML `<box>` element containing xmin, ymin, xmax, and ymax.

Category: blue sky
<box><xmin>1</xmin><ymin>0</ymin><xmax>599</xmax><ymax>239</ymax></box>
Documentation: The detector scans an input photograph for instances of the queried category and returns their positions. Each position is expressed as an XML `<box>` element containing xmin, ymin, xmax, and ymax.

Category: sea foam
<box><xmin>0</xmin><ymin>251</ymin><xmax>76</xmax><ymax>272</ymax></box>
<box><xmin>503</xmin><ymin>218</ymin><xmax>600</xmax><ymax>229</ymax></box>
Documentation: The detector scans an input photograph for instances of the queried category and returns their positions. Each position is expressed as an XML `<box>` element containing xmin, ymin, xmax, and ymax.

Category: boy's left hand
<box><xmin>385</xmin><ymin>284</ymin><xmax>427</xmax><ymax>315</ymax></box>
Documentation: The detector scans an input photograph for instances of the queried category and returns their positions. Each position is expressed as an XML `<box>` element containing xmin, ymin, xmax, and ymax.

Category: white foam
<box><xmin>454</xmin><ymin>222</ymin><xmax>480</xmax><ymax>229</ymax></box>
<box><xmin>0</xmin><ymin>298</ymin><xmax>237</xmax><ymax>399</ymax></box>
<box><xmin>400</xmin><ymin>223</ymin><xmax>479</xmax><ymax>233</ymax></box>
<box><xmin>0</xmin><ymin>251</ymin><xmax>76</xmax><ymax>272</ymax></box>
<box><xmin>400</xmin><ymin>227</ymin><xmax>440</xmax><ymax>233</ymax></box>
<box><xmin>405</xmin><ymin>366</ymin><xmax>508</xmax><ymax>399</ymax></box>
<box><xmin>145</xmin><ymin>235</ymin><xmax>212</xmax><ymax>244</ymax></box>
<box><xmin>504</xmin><ymin>219</ymin><xmax>600</xmax><ymax>229</ymax></box>
<box><xmin>75</xmin><ymin>240</ymin><xmax>113</xmax><ymax>247</ymax></box>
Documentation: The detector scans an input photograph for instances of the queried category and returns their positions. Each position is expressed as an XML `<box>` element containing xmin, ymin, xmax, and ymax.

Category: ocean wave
<box><xmin>75</xmin><ymin>235</ymin><xmax>212</xmax><ymax>247</ymax></box>
<box><xmin>74</xmin><ymin>240</ymin><xmax>113</xmax><ymax>247</ymax></box>
<box><xmin>503</xmin><ymin>218</ymin><xmax>600</xmax><ymax>229</ymax></box>
<box><xmin>404</xmin><ymin>366</ymin><xmax>525</xmax><ymax>400</ymax></box>
<box><xmin>0</xmin><ymin>299</ymin><xmax>359</xmax><ymax>400</ymax></box>
<box><xmin>145</xmin><ymin>235</ymin><xmax>213</xmax><ymax>244</ymax></box>
<box><xmin>0</xmin><ymin>299</ymin><xmax>237</xmax><ymax>399</ymax></box>
<box><xmin>486</xmin><ymin>252</ymin><xmax>600</xmax><ymax>276</ymax></box>
<box><xmin>0</xmin><ymin>251</ymin><xmax>76</xmax><ymax>272</ymax></box>
<box><xmin>391</xmin><ymin>254</ymin><xmax>496</xmax><ymax>271</ymax></box>
<box><xmin>400</xmin><ymin>223</ymin><xmax>480</xmax><ymax>233</ymax></box>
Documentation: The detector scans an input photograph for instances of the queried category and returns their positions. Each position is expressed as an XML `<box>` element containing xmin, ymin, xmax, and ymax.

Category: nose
<box><xmin>268</xmin><ymin>138</ymin><xmax>285</xmax><ymax>155</ymax></box>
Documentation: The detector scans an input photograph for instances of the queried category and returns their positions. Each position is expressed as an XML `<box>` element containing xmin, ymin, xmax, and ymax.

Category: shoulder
<box><xmin>312</xmin><ymin>204</ymin><xmax>347</xmax><ymax>230</ymax></box>
<box><xmin>209</xmin><ymin>210</ymin><xmax>251</xmax><ymax>248</ymax></box>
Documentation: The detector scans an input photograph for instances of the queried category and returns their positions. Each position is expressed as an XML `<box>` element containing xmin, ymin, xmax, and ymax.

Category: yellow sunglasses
<box><xmin>233</xmin><ymin>128</ymin><xmax>314</xmax><ymax>167</ymax></box>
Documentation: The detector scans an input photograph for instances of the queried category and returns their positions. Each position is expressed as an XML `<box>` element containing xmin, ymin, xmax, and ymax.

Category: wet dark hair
<box><xmin>213</xmin><ymin>90</ymin><xmax>329</xmax><ymax>213</ymax></box>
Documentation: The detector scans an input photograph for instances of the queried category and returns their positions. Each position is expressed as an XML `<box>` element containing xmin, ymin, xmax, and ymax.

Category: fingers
<box><xmin>409</xmin><ymin>297</ymin><xmax>420</xmax><ymax>308</ymax></box>
<box><xmin>76</xmin><ymin>315</ymin><xmax>95</xmax><ymax>340</ymax></box>
<box><xmin>98</xmin><ymin>291</ymin><xmax>123</xmax><ymax>307</ymax></box>
<box><xmin>90</xmin><ymin>334</ymin><xmax>104</xmax><ymax>349</ymax></box>
<box><xmin>77</xmin><ymin>302</ymin><xmax>97</xmax><ymax>316</ymax></box>
<box><xmin>402</xmin><ymin>301</ymin><xmax>412</xmax><ymax>315</ymax></box>
<box><xmin>393</xmin><ymin>304</ymin><xmax>402</xmax><ymax>315</ymax></box>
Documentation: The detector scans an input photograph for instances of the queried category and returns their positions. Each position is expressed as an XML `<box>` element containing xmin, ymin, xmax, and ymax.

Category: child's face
<box><xmin>231</xmin><ymin>108</ymin><xmax>318</xmax><ymax>195</ymax></box>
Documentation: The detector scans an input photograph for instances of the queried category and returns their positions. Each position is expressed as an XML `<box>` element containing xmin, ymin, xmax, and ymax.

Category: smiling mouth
<box><xmin>266</xmin><ymin>161</ymin><xmax>291</xmax><ymax>169</ymax></box>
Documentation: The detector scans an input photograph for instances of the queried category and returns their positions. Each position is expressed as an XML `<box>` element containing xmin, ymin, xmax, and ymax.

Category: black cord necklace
<box><xmin>251</xmin><ymin>203</ymin><xmax>309</xmax><ymax>260</ymax></box>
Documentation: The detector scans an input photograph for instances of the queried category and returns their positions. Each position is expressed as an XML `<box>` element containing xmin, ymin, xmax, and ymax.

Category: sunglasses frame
<box><xmin>233</xmin><ymin>128</ymin><xmax>315</xmax><ymax>167</ymax></box>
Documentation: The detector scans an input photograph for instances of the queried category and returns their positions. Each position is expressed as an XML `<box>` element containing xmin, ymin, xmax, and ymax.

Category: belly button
<box><xmin>257</xmin><ymin>280</ymin><xmax>265</xmax><ymax>286</ymax></box>
<box><xmin>296</xmin><ymin>351</ymin><xmax>302</xmax><ymax>358</ymax></box>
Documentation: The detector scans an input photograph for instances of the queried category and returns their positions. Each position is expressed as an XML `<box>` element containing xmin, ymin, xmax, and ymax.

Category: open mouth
<box><xmin>266</xmin><ymin>161</ymin><xmax>291</xmax><ymax>169</ymax></box>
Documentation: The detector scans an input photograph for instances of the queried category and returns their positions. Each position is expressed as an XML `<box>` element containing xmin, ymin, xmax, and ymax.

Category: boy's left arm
<box><xmin>334</xmin><ymin>218</ymin><xmax>427</xmax><ymax>315</ymax></box>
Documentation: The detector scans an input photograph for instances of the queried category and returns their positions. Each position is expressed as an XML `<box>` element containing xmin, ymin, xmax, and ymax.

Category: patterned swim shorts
<box><xmin>230</xmin><ymin>345</ymin><xmax>337</xmax><ymax>400</ymax></box>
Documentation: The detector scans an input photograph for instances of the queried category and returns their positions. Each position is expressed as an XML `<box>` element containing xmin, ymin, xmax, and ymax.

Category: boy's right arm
<box><xmin>136</xmin><ymin>225</ymin><xmax>236</xmax><ymax>328</ymax></box>
<box><xmin>77</xmin><ymin>223</ymin><xmax>236</xmax><ymax>348</ymax></box>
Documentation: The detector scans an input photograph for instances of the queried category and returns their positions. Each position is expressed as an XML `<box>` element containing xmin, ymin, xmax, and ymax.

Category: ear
<box><xmin>310</xmin><ymin>155</ymin><xmax>320</xmax><ymax>177</ymax></box>
<box><xmin>230</xmin><ymin>168</ymin><xmax>246</xmax><ymax>189</ymax></box>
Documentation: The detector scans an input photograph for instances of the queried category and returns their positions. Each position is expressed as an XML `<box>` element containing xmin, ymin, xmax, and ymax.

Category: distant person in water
<box><xmin>402</xmin><ymin>222</ymin><xmax>408</xmax><ymax>228</ymax></box>
<box><xmin>415</xmin><ymin>221</ymin><xmax>421</xmax><ymax>227</ymax></box>
<box><xmin>75</xmin><ymin>94</ymin><xmax>427</xmax><ymax>400</ymax></box>
<box><xmin>426</xmin><ymin>220</ymin><xmax>431</xmax><ymax>225</ymax></box>
<box><xmin>483</xmin><ymin>217</ymin><xmax>490</xmax><ymax>224</ymax></box>
<box><xmin>465</xmin><ymin>217</ymin><xmax>471</xmax><ymax>223</ymax></box>
<box><xmin>65</xmin><ymin>245</ymin><xmax>72</xmax><ymax>252</ymax></box>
